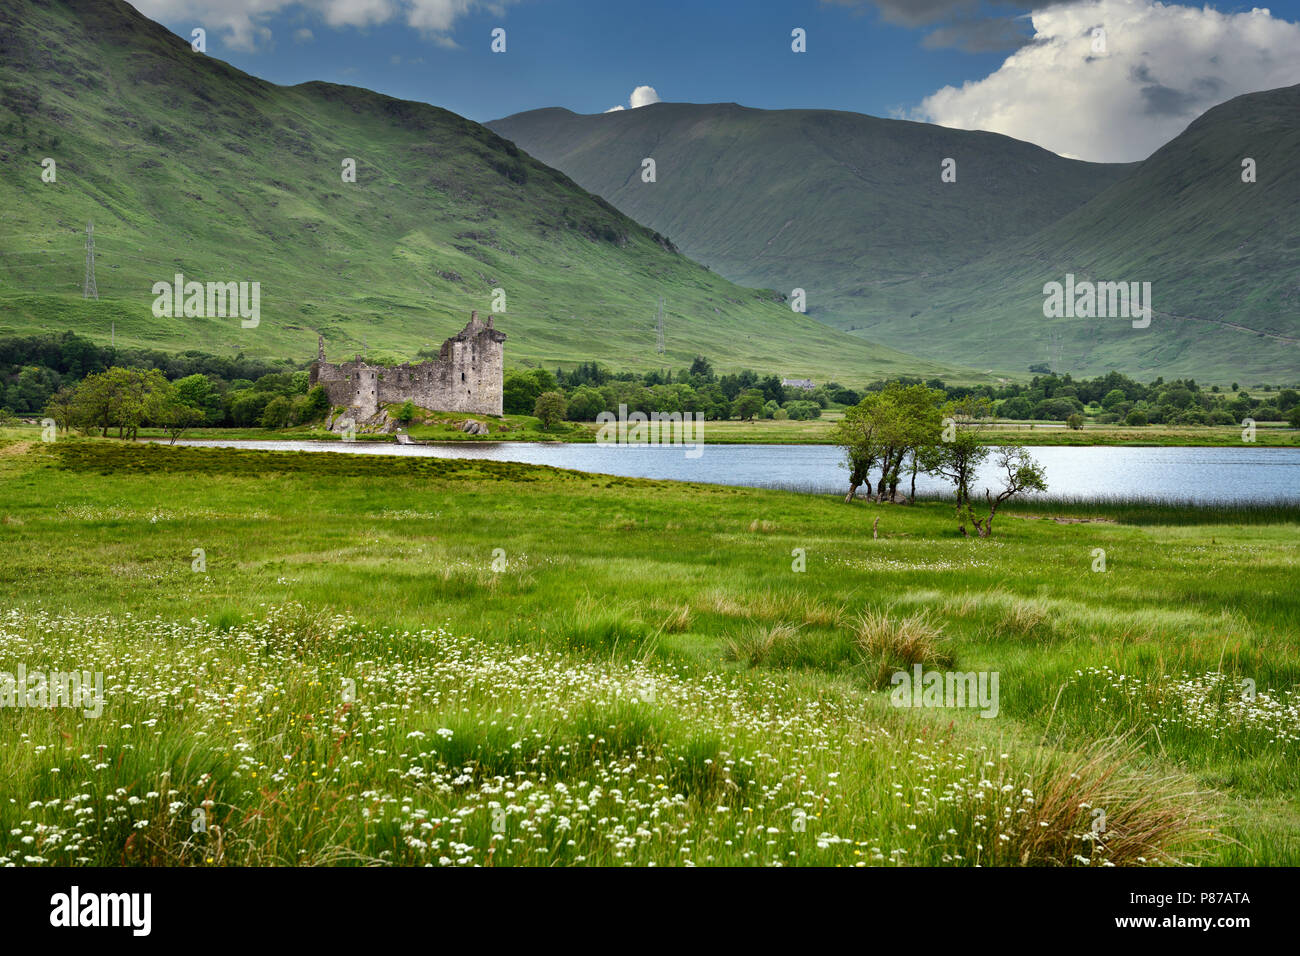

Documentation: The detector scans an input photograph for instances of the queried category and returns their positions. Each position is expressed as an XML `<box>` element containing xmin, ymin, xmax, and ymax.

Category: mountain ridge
<box><xmin>0</xmin><ymin>0</ymin><xmax>979</xmax><ymax>384</ymax></box>
<box><xmin>489</xmin><ymin>93</ymin><xmax>1299</xmax><ymax>381</ymax></box>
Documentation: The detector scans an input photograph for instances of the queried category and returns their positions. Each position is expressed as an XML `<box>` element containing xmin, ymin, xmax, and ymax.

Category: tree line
<box><xmin>508</xmin><ymin>359</ymin><xmax>1300</xmax><ymax>426</ymax></box>
<box><xmin>35</xmin><ymin>367</ymin><xmax>331</xmax><ymax>440</ymax></box>
<box><xmin>5</xmin><ymin>333</ymin><xmax>1297</xmax><ymax>428</ymax></box>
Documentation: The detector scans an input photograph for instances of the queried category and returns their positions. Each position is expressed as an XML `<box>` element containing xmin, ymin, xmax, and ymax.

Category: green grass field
<box><xmin>0</xmin><ymin>436</ymin><xmax>1296</xmax><ymax>866</ymax></box>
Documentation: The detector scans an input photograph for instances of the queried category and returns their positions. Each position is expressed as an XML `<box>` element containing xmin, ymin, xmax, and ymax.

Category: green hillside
<box><xmin>489</xmin><ymin>96</ymin><xmax>1299</xmax><ymax>382</ymax></box>
<box><xmin>487</xmin><ymin>103</ymin><xmax>1129</xmax><ymax>326</ymax></box>
<box><xmin>0</xmin><ymin>0</ymin><xmax>974</xmax><ymax>385</ymax></box>
<box><xmin>856</xmin><ymin>85</ymin><xmax>1300</xmax><ymax>381</ymax></box>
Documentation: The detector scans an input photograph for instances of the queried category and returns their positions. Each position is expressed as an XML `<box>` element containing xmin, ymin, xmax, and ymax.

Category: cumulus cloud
<box><xmin>629</xmin><ymin>84</ymin><xmax>661</xmax><ymax>108</ymax></box>
<box><xmin>293</xmin><ymin>27</ymin><xmax>314</xmax><ymax>42</ymax></box>
<box><xmin>915</xmin><ymin>0</ymin><xmax>1300</xmax><ymax>162</ymax></box>
<box><xmin>605</xmin><ymin>85</ymin><xmax>661</xmax><ymax>112</ymax></box>
<box><xmin>132</xmin><ymin>0</ymin><xmax>512</xmax><ymax>52</ymax></box>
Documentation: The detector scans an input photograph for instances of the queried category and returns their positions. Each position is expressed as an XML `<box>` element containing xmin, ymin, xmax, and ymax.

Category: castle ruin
<box><xmin>311</xmin><ymin>312</ymin><xmax>506</xmax><ymax>419</ymax></box>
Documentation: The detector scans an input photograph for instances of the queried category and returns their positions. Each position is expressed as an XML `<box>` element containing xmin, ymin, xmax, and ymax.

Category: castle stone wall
<box><xmin>310</xmin><ymin>312</ymin><xmax>506</xmax><ymax>418</ymax></box>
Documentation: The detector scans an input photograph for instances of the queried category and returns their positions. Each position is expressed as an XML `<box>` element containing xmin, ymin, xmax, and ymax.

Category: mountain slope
<box><xmin>489</xmin><ymin>96</ymin><xmax>1299</xmax><ymax>382</ymax></box>
<box><xmin>0</xmin><ymin>0</ymin><xmax>974</xmax><ymax>384</ymax></box>
<box><xmin>487</xmin><ymin>103</ymin><xmax>1130</xmax><ymax>325</ymax></box>
<box><xmin>853</xmin><ymin>84</ymin><xmax>1300</xmax><ymax>381</ymax></box>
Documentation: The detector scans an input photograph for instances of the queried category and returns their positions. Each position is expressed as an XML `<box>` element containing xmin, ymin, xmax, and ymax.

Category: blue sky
<box><xmin>135</xmin><ymin>0</ymin><xmax>1300</xmax><ymax>161</ymax></box>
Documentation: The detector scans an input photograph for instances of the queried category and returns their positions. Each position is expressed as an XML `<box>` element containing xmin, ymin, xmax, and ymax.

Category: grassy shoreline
<box><xmin>1</xmin><ymin>438</ymin><xmax>1297</xmax><ymax>866</ymax></box>
<box><xmin>7</xmin><ymin>418</ymin><xmax>1296</xmax><ymax>448</ymax></box>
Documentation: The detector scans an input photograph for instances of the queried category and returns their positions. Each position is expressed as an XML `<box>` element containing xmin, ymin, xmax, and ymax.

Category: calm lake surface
<box><xmin>168</xmin><ymin>439</ymin><xmax>1300</xmax><ymax>503</ymax></box>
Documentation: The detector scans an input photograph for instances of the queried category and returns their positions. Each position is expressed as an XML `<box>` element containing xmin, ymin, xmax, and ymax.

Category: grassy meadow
<box><xmin>0</xmin><ymin>436</ymin><xmax>1297</xmax><ymax>867</ymax></box>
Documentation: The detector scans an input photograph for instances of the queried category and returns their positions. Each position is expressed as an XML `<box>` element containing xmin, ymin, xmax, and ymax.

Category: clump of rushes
<box><xmin>1010</xmin><ymin>736</ymin><xmax>1220</xmax><ymax>866</ymax></box>
<box><xmin>998</xmin><ymin>598</ymin><xmax>1052</xmax><ymax>641</ymax></box>
<box><xmin>659</xmin><ymin>604</ymin><xmax>693</xmax><ymax>633</ymax></box>
<box><xmin>853</xmin><ymin>607</ymin><xmax>952</xmax><ymax>688</ymax></box>
<box><xmin>724</xmin><ymin>621</ymin><xmax>802</xmax><ymax>667</ymax></box>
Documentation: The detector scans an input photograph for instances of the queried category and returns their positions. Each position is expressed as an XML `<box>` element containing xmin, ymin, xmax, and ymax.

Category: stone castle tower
<box><xmin>310</xmin><ymin>312</ymin><xmax>506</xmax><ymax>418</ymax></box>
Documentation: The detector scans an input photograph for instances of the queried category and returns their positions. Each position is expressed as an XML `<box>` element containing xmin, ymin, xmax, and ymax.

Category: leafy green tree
<box><xmin>534</xmin><ymin>390</ymin><xmax>567</xmax><ymax>429</ymax></box>
<box><xmin>689</xmin><ymin>356</ymin><xmax>715</xmax><ymax>381</ymax></box>
<box><xmin>300</xmin><ymin>385</ymin><xmax>330</xmax><ymax>423</ymax></box>
<box><xmin>254</xmin><ymin>372</ymin><xmax>296</xmax><ymax>395</ymax></box>
<box><xmin>68</xmin><ymin>367</ymin><xmax>169</xmax><ymax>438</ymax></box>
<box><xmin>565</xmin><ymin>386</ymin><xmax>606</xmax><ymax>421</ymax></box>
<box><xmin>930</xmin><ymin>430</ymin><xmax>990</xmax><ymax>535</ymax></box>
<box><xmin>397</xmin><ymin>400</ymin><xmax>416</xmax><ymax>424</ymax></box>
<box><xmin>146</xmin><ymin>384</ymin><xmax>205</xmax><ymax>444</ymax></box>
<box><xmin>1066</xmin><ymin>413</ymin><xmax>1084</xmax><ymax>430</ymax></box>
<box><xmin>998</xmin><ymin>396</ymin><xmax>1033</xmax><ymax>419</ymax></box>
<box><xmin>758</xmin><ymin>374</ymin><xmax>785</xmax><ymax>404</ymax></box>
<box><xmin>228</xmin><ymin>389</ymin><xmax>272</xmax><ymax>427</ymax></box>
<box><xmin>830</xmin><ymin>392</ymin><xmax>884</xmax><ymax>502</ymax></box>
<box><xmin>1125</xmin><ymin>409</ymin><xmax>1148</xmax><ymax>426</ymax></box>
<box><xmin>503</xmin><ymin>370</ymin><xmax>544</xmax><ymax>415</ymax></box>
<box><xmin>43</xmin><ymin>387</ymin><xmax>75</xmax><ymax>433</ymax></box>
<box><xmin>732</xmin><ymin>389</ymin><xmax>764</xmax><ymax>421</ymax></box>
<box><xmin>3</xmin><ymin>365</ymin><xmax>57</xmax><ymax>413</ymax></box>
<box><xmin>261</xmin><ymin>395</ymin><xmax>293</xmax><ymax>429</ymax></box>
<box><xmin>876</xmin><ymin>384</ymin><xmax>943</xmax><ymax>501</ymax></box>
<box><xmin>968</xmin><ymin>445</ymin><xmax>1047</xmax><ymax>538</ymax></box>
<box><xmin>173</xmin><ymin>374</ymin><xmax>222</xmax><ymax>424</ymax></box>
<box><xmin>1101</xmin><ymin>388</ymin><xmax>1128</xmax><ymax>410</ymax></box>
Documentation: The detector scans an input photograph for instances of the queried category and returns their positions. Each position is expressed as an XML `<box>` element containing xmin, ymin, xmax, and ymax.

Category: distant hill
<box><xmin>487</xmin><ymin>104</ymin><xmax>1129</xmax><ymax>331</ymax></box>
<box><xmin>0</xmin><ymin>0</ymin><xmax>976</xmax><ymax>385</ymax></box>
<box><xmin>490</xmin><ymin>96</ymin><xmax>1300</xmax><ymax>382</ymax></box>
<box><xmin>849</xmin><ymin>85</ymin><xmax>1300</xmax><ymax>381</ymax></box>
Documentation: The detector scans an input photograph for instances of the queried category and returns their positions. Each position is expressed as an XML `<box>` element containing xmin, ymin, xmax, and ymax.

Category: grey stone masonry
<box><xmin>310</xmin><ymin>312</ymin><xmax>506</xmax><ymax>417</ymax></box>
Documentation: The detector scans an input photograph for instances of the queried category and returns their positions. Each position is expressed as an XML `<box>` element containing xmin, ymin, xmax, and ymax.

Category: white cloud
<box><xmin>319</xmin><ymin>0</ymin><xmax>398</xmax><ymax>29</ymax></box>
<box><xmin>915</xmin><ymin>0</ymin><xmax>1300</xmax><ymax>162</ymax></box>
<box><xmin>131</xmin><ymin>0</ymin><xmax>513</xmax><ymax>52</ymax></box>
<box><xmin>405</xmin><ymin>0</ymin><xmax>474</xmax><ymax>33</ymax></box>
<box><xmin>629</xmin><ymin>84</ymin><xmax>661</xmax><ymax>108</ymax></box>
<box><xmin>294</xmin><ymin>27</ymin><xmax>314</xmax><ymax>42</ymax></box>
<box><xmin>605</xmin><ymin>85</ymin><xmax>661</xmax><ymax>112</ymax></box>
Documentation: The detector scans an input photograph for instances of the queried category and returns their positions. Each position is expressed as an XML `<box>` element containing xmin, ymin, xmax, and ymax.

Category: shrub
<box><xmin>1125</xmin><ymin>409</ymin><xmax>1148</xmax><ymax>426</ymax></box>
<box><xmin>785</xmin><ymin>400</ymin><xmax>821</xmax><ymax>420</ymax></box>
